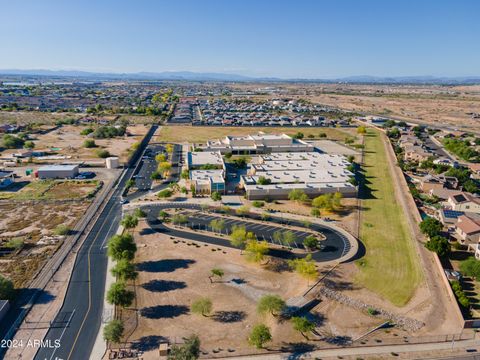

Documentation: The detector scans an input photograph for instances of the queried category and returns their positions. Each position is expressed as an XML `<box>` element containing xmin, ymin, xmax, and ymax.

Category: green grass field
<box><xmin>156</xmin><ymin>125</ymin><xmax>356</xmax><ymax>143</ymax></box>
<box><xmin>355</xmin><ymin>129</ymin><xmax>422</xmax><ymax>307</ymax></box>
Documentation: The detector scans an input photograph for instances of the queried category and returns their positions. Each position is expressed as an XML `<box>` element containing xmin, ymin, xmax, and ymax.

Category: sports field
<box><xmin>355</xmin><ymin>129</ymin><xmax>422</xmax><ymax>307</ymax></box>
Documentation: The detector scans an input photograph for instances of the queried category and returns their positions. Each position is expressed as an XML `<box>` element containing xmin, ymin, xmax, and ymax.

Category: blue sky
<box><xmin>0</xmin><ymin>0</ymin><xmax>478</xmax><ymax>78</ymax></box>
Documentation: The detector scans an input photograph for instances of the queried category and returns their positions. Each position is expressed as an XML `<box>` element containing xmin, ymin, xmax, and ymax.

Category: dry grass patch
<box><xmin>156</xmin><ymin>125</ymin><xmax>356</xmax><ymax>143</ymax></box>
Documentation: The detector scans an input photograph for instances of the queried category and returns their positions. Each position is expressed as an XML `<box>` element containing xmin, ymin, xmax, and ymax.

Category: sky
<box><xmin>0</xmin><ymin>0</ymin><xmax>479</xmax><ymax>78</ymax></box>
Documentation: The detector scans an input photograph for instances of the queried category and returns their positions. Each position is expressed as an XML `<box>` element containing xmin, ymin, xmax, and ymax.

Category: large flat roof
<box><xmin>188</xmin><ymin>151</ymin><xmax>224</xmax><ymax>167</ymax></box>
<box><xmin>245</xmin><ymin>168</ymin><xmax>353</xmax><ymax>185</ymax></box>
<box><xmin>38</xmin><ymin>164</ymin><xmax>79</xmax><ymax>171</ymax></box>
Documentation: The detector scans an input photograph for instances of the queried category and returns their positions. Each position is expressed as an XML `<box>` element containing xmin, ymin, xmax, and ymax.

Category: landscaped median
<box><xmin>355</xmin><ymin>128</ymin><xmax>423</xmax><ymax>307</ymax></box>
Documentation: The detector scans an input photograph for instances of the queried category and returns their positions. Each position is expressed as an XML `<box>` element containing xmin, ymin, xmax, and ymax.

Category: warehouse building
<box><xmin>201</xmin><ymin>133</ymin><xmax>313</xmax><ymax>154</ymax></box>
<box><xmin>240</xmin><ymin>152</ymin><xmax>357</xmax><ymax>200</ymax></box>
<box><xmin>37</xmin><ymin>164</ymin><xmax>79</xmax><ymax>179</ymax></box>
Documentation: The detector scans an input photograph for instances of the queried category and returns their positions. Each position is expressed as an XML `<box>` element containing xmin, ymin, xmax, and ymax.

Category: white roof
<box><xmin>38</xmin><ymin>164</ymin><xmax>78</xmax><ymax>171</ymax></box>
<box><xmin>188</xmin><ymin>151</ymin><xmax>224</xmax><ymax>167</ymax></box>
<box><xmin>190</xmin><ymin>169</ymin><xmax>225</xmax><ymax>184</ymax></box>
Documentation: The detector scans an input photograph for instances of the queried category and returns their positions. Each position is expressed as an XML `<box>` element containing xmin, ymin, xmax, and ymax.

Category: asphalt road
<box><xmin>133</xmin><ymin>144</ymin><xmax>164</xmax><ymax>191</ymax></box>
<box><xmin>145</xmin><ymin>203</ymin><xmax>351</xmax><ymax>262</ymax></box>
<box><xmin>33</xmin><ymin>125</ymin><xmax>157</xmax><ymax>360</ymax></box>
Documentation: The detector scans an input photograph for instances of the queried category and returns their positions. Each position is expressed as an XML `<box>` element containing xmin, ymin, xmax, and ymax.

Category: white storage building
<box><xmin>37</xmin><ymin>165</ymin><xmax>79</xmax><ymax>179</ymax></box>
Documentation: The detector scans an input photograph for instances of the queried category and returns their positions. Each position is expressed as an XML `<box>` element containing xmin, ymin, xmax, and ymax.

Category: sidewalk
<box><xmin>213</xmin><ymin>337</ymin><xmax>480</xmax><ymax>360</ymax></box>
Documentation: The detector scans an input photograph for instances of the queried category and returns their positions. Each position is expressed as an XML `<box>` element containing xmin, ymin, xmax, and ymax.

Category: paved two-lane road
<box><xmin>34</xmin><ymin>125</ymin><xmax>157</xmax><ymax>360</ymax></box>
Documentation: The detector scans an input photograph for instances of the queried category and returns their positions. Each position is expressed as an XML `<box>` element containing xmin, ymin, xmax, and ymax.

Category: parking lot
<box><xmin>133</xmin><ymin>144</ymin><xmax>164</xmax><ymax>191</ymax></box>
<box><xmin>176</xmin><ymin>210</ymin><xmax>318</xmax><ymax>249</ymax></box>
<box><xmin>145</xmin><ymin>203</ymin><xmax>352</xmax><ymax>262</ymax></box>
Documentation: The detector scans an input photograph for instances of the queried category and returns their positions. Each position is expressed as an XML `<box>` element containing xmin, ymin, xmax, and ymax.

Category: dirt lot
<box><xmin>0</xmin><ymin>201</ymin><xmax>89</xmax><ymax>286</ymax></box>
<box><xmin>125</xmin><ymin>223</ymin><xmax>311</xmax><ymax>357</ymax></box>
<box><xmin>31</xmin><ymin>124</ymin><xmax>149</xmax><ymax>162</ymax></box>
<box><xmin>307</xmin><ymin>84</ymin><xmax>480</xmax><ymax>133</ymax></box>
<box><xmin>114</xmin><ymin>220</ymin><xmax>460</xmax><ymax>360</ymax></box>
<box><xmin>0</xmin><ymin>123</ymin><xmax>149</xmax><ymax>163</ymax></box>
<box><xmin>0</xmin><ymin>111</ymin><xmax>81</xmax><ymax>125</ymax></box>
<box><xmin>0</xmin><ymin>111</ymin><xmax>157</xmax><ymax>125</ymax></box>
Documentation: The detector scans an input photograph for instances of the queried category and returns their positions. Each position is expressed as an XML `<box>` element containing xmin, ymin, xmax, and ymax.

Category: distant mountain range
<box><xmin>1</xmin><ymin>69</ymin><xmax>480</xmax><ymax>84</ymax></box>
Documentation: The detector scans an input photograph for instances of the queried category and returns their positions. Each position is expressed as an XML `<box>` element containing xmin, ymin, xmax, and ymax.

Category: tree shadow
<box><xmin>141</xmin><ymin>279</ymin><xmax>187</xmax><ymax>292</ymax></box>
<box><xmin>263</xmin><ymin>258</ymin><xmax>291</xmax><ymax>273</ymax></box>
<box><xmin>306</xmin><ymin>311</ymin><xmax>326</xmax><ymax>326</ymax></box>
<box><xmin>130</xmin><ymin>335</ymin><xmax>169</xmax><ymax>351</ymax></box>
<box><xmin>279</xmin><ymin>342</ymin><xmax>316</xmax><ymax>357</ymax></box>
<box><xmin>357</xmin><ymin>173</ymin><xmax>377</xmax><ymax>200</ymax></box>
<box><xmin>230</xmin><ymin>278</ymin><xmax>247</xmax><ymax>285</ymax></box>
<box><xmin>139</xmin><ymin>228</ymin><xmax>156</xmax><ymax>235</ymax></box>
<box><xmin>448</xmin><ymin>251</ymin><xmax>472</xmax><ymax>262</ymax></box>
<box><xmin>136</xmin><ymin>259</ymin><xmax>196</xmax><ymax>273</ymax></box>
<box><xmin>322</xmin><ymin>278</ymin><xmax>357</xmax><ymax>291</ymax></box>
<box><xmin>212</xmin><ymin>311</ymin><xmax>246</xmax><ymax>323</ymax></box>
<box><xmin>140</xmin><ymin>305</ymin><xmax>189</xmax><ymax>319</ymax></box>
<box><xmin>35</xmin><ymin>289</ymin><xmax>56</xmax><ymax>304</ymax></box>
<box><xmin>324</xmin><ymin>335</ymin><xmax>352</xmax><ymax>346</ymax></box>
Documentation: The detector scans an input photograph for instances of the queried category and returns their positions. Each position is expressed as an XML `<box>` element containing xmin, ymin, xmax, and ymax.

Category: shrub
<box><xmin>54</xmin><ymin>224</ymin><xmax>70</xmax><ymax>236</ymax></box>
<box><xmin>24</xmin><ymin>141</ymin><xmax>35</xmax><ymax>149</ymax></box>
<box><xmin>157</xmin><ymin>189</ymin><xmax>173</xmax><ymax>198</ymax></box>
<box><xmin>2</xmin><ymin>134</ymin><xmax>24</xmax><ymax>149</ymax></box>
<box><xmin>0</xmin><ymin>275</ymin><xmax>15</xmax><ymax>301</ymax></box>
<box><xmin>80</xmin><ymin>128</ymin><xmax>94</xmax><ymax>136</ymax></box>
<box><xmin>83</xmin><ymin>139</ymin><xmax>96</xmax><ymax>148</ymax></box>
<box><xmin>134</xmin><ymin>208</ymin><xmax>146</xmax><ymax>218</ymax></box>
<box><xmin>96</xmin><ymin>149</ymin><xmax>111</xmax><ymax>158</ymax></box>
<box><xmin>257</xmin><ymin>176</ymin><xmax>271</xmax><ymax>185</ymax></box>
<box><xmin>211</xmin><ymin>191</ymin><xmax>222</xmax><ymax>201</ymax></box>
<box><xmin>4</xmin><ymin>237</ymin><xmax>24</xmax><ymax>250</ymax></box>
<box><xmin>252</xmin><ymin>201</ymin><xmax>264</xmax><ymax>208</ymax></box>
<box><xmin>303</xmin><ymin>236</ymin><xmax>319</xmax><ymax>250</ymax></box>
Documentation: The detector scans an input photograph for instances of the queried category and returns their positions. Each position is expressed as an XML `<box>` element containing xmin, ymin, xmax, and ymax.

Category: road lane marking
<box><xmin>66</xmin><ymin>196</ymin><xmax>120</xmax><ymax>360</ymax></box>
<box><xmin>48</xmin><ymin>309</ymin><xmax>75</xmax><ymax>360</ymax></box>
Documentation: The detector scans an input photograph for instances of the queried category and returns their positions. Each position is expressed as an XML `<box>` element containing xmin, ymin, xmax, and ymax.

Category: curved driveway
<box><xmin>144</xmin><ymin>203</ymin><xmax>355</xmax><ymax>263</ymax></box>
